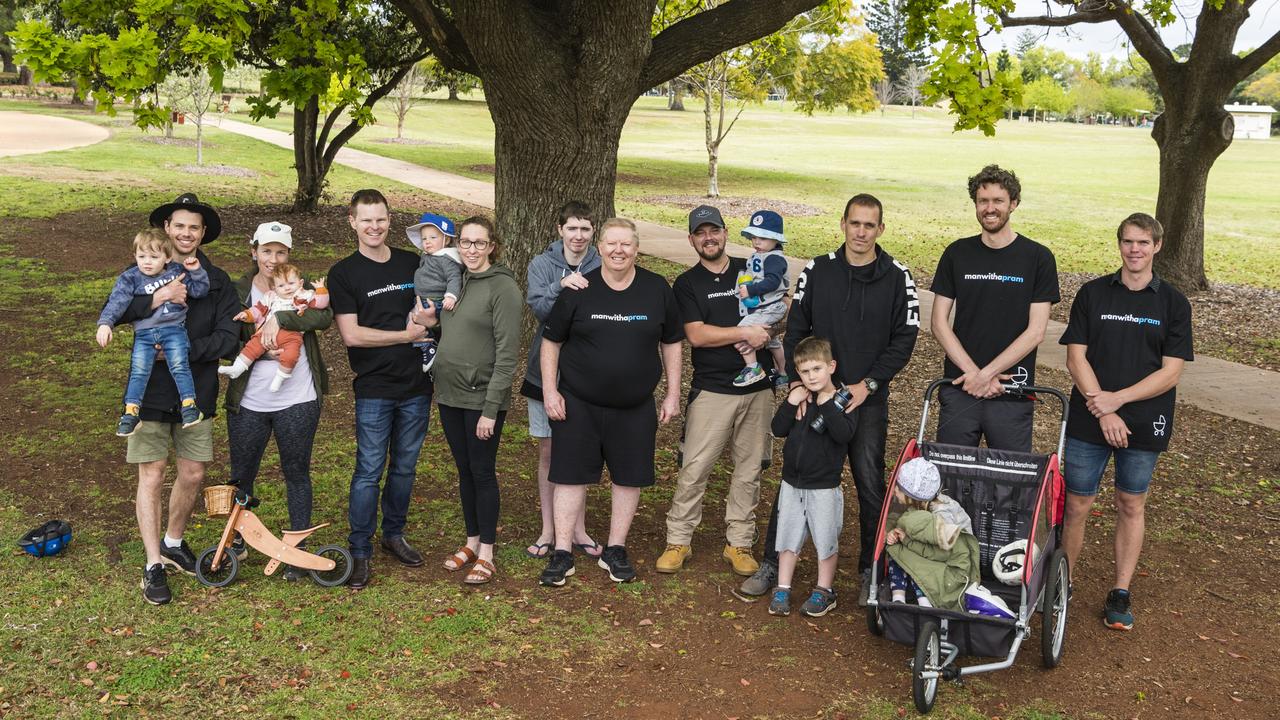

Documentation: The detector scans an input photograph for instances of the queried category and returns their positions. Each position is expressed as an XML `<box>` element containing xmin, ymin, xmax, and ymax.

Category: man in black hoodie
<box><xmin>112</xmin><ymin>193</ymin><xmax>241</xmax><ymax>605</ymax></box>
<box><xmin>739</xmin><ymin>193</ymin><xmax>919</xmax><ymax>604</ymax></box>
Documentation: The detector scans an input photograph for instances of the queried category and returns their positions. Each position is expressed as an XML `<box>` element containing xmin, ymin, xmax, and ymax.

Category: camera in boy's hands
<box><xmin>810</xmin><ymin>386</ymin><xmax>853</xmax><ymax>433</ymax></box>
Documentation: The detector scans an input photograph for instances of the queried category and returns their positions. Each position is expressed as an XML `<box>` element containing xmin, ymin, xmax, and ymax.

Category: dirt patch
<box><xmin>137</xmin><ymin>135</ymin><xmax>204</xmax><ymax>148</ymax></box>
<box><xmin>371</xmin><ymin>137</ymin><xmax>444</xmax><ymax>146</ymax></box>
<box><xmin>641</xmin><ymin>193</ymin><xmax>825</xmax><ymax>217</ymax></box>
<box><xmin>172</xmin><ymin>163</ymin><xmax>257</xmax><ymax>178</ymax></box>
<box><xmin>0</xmin><ymin>163</ymin><xmax>146</xmax><ymax>187</ymax></box>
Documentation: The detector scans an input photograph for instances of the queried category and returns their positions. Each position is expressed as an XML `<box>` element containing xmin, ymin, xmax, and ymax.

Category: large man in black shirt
<box><xmin>328</xmin><ymin>189</ymin><xmax>434</xmax><ymax>589</ymax></box>
<box><xmin>1060</xmin><ymin>213</ymin><xmax>1192</xmax><ymax>632</ymax></box>
<box><xmin>740</xmin><ymin>194</ymin><xmax>919</xmax><ymax>604</ymax></box>
<box><xmin>930</xmin><ymin>165</ymin><xmax>1059</xmax><ymax>452</ymax></box>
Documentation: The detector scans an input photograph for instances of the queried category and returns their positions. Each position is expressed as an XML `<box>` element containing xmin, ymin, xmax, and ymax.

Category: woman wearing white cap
<box><xmin>222</xmin><ymin>222</ymin><xmax>333</xmax><ymax>579</ymax></box>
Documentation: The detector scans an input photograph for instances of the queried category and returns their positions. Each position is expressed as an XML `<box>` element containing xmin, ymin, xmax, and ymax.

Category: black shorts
<box><xmin>936</xmin><ymin>385</ymin><xmax>1034</xmax><ymax>452</ymax></box>
<box><xmin>549</xmin><ymin>390</ymin><xmax>657</xmax><ymax>488</ymax></box>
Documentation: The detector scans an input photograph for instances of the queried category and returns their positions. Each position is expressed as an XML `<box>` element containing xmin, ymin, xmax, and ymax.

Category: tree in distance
<box><xmin>901</xmin><ymin>0</ymin><xmax>1280</xmax><ymax>290</ymax></box>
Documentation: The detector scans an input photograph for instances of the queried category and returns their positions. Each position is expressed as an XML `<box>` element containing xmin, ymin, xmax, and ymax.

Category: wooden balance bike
<box><xmin>195</xmin><ymin>488</ymin><xmax>353</xmax><ymax>588</ymax></box>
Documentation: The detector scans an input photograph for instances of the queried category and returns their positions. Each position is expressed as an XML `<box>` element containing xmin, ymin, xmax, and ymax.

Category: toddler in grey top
<box><xmin>406</xmin><ymin>212</ymin><xmax>463</xmax><ymax>371</ymax></box>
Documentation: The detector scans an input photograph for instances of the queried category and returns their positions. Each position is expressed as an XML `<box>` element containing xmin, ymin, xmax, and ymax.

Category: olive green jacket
<box><xmin>432</xmin><ymin>263</ymin><xmax>523</xmax><ymax>418</ymax></box>
<box><xmin>885</xmin><ymin>504</ymin><xmax>982</xmax><ymax>611</ymax></box>
<box><xmin>223</xmin><ymin>271</ymin><xmax>332</xmax><ymax>413</ymax></box>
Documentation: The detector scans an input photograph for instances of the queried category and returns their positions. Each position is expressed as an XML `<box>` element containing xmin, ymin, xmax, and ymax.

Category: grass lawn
<box><xmin>232</xmin><ymin>95</ymin><xmax>1280</xmax><ymax>289</ymax></box>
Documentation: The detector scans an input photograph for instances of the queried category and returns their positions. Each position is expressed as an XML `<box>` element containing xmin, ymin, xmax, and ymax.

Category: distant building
<box><xmin>1225</xmin><ymin>103</ymin><xmax>1275</xmax><ymax>140</ymax></box>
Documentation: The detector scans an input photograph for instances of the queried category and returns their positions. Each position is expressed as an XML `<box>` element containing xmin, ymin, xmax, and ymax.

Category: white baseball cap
<box><xmin>252</xmin><ymin>221</ymin><xmax>293</xmax><ymax>248</ymax></box>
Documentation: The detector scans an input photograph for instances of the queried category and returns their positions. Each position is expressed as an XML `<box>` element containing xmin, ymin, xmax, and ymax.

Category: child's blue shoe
<box><xmin>733</xmin><ymin>364</ymin><xmax>767</xmax><ymax>388</ymax></box>
<box><xmin>768</xmin><ymin>587</ymin><xmax>791</xmax><ymax>616</ymax></box>
<box><xmin>800</xmin><ymin>587</ymin><xmax>838</xmax><ymax>617</ymax></box>
<box><xmin>116</xmin><ymin>413</ymin><xmax>142</xmax><ymax>437</ymax></box>
<box><xmin>422</xmin><ymin>339</ymin><xmax>437</xmax><ymax>372</ymax></box>
<box><xmin>180</xmin><ymin>404</ymin><xmax>204</xmax><ymax>429</ymax></box>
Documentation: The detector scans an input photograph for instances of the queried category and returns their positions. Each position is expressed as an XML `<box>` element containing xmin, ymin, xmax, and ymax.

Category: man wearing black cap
<box><xmin>111</xmin><ymin>193</ymin><xmax>240</xmax><ymax>604</ymax></box>
<box><xmin>655</xmin><ymin>205</ymin><xmax>774</xmax><ymax>578</ymax></box>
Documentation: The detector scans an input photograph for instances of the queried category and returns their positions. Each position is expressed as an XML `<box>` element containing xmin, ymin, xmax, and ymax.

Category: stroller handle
<box><xmin>919</xmin><ymin>378</ymin><xmax>1070</xmax><ymax>446</ymax></box>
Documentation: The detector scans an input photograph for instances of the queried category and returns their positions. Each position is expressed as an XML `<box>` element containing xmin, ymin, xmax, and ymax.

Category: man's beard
<box><xmin>696</xmin><ymin>243</ymin><xmax>725</xmax><ymax>261</ymax></box>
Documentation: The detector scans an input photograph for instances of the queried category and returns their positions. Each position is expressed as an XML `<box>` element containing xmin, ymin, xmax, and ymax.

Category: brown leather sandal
<box><xmin>463</xmin><ymin>558</ymin><xmax>496</xmax><ymax>585</ymax></box>
<box><xmin>443</xmin><ymin>545</ymin><xmax>477</xmax><ymax>571</ymax></box>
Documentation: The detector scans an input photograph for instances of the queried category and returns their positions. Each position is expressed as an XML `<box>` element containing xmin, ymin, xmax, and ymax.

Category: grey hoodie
<box><xmin>524</xmin><ymin>239</ymin><xmax>602</xmax><ymax>389</ymax></box>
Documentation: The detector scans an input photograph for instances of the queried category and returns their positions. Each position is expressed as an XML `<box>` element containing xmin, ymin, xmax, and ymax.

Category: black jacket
<box><xmin>783</xmin><ymin>245</ymin><xmax>919</xmax><ymax>405</ymax></box>
<box><xmin>113</xmin><ymin>250</ymin><xmax>241</xmax><ymax>422</ymax></box>
<box><xmin>772</xmin><ymin>399</ymin><xmax>857</xmax><ymax>490</ymax></box>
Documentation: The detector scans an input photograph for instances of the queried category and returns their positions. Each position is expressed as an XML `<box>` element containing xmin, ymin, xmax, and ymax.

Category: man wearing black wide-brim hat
<box><xmin>108</xmin><ymin>192</ymin><xmax>240</xmax><ymax>605</ymax></box>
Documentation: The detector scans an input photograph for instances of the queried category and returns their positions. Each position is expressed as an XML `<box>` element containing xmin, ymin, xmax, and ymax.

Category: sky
<box><xmin>984</xmin><ymin>0</ymin><xmax>1279</xmax><ymax>60</ymax></box>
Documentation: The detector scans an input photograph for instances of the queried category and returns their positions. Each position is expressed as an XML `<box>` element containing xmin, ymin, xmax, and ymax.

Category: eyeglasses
<box><xmin>457</xmin><ymin>239</ymin><xmax>491</xmax><ymax>250</ymax></box>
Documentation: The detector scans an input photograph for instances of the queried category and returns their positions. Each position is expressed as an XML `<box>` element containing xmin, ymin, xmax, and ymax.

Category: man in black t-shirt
<box><xmin>327</xmin><ymin>189</ymin><xmax>434</xmax><ymax>589</ymax></box>
<box><xmin>655</xmin><ymin>205</ymin><xmax>774</xmax><ymax>578</ymax></box>
<box><xmin>538</xmin><ymin>219</ymin><xmax>684</xmax><ymax>587</ymax></box>
<box><xmin>1060</xmin><ymin>213</ymin><xmax>1192</xmax><ymax>632</ymax></box>
<box><xmin>930</xmin><ymin>165</ymin><xmax>1059</xmax><ymax>452</ymax></box>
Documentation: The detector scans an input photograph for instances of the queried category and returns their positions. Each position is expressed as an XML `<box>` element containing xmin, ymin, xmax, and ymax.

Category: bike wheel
<box><xmin>1041</xmin><ymin>548</ymin><xmax>1069</xmax><ymax>668</ymax></box>
<box><xmin>309</xmin><ymin>545</ymin><xmax>353</xmax><ymax>587</ymax></box>
<box><xmin>196</xmin><ymin>546</ymin><xmax>239</xmax><ymax>588</ymax></box>
<box><xmin>912</xmin><ymin>619</ymin><xmax>941</xmax><ymax>714</ymax></box>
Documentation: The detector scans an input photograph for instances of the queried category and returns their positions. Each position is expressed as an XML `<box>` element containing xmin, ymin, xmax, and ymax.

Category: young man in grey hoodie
<box><xmin>521</xmin><ymin>201</ymin><xmax>604</xmax><ymax>559</ymax></box>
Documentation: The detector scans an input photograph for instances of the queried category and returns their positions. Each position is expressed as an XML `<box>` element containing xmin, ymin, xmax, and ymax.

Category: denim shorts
<box><xmin>1064</xmin><ymin>436</ymin><xmax>1161</xmax><ymax>496</ymax></box>
<box><xmin>527</xmin><ymin>398</ymin><xmax>551</xmax><ymax>439</ymax></box>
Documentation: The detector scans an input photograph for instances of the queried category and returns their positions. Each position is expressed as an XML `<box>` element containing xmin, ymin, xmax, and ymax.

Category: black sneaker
<box><xmin>229</xmin><ymin>535</ymin><xmax>248</xmax><ymax>561</ymax></box>
<box><xmin>116</xmin><ymin>413</ymin><xmax>142</xmax><ymax>437</ymax></box>
<box><xmin>159</xmin><ymin>540</ymin><xmax>197</xmax><ymax>576</ymax></box>
<box><xmin>540</xmin><ymin>549</ymin><xmax>575</xmax><ymax>587</ymax></box>
<box><xmin>1104</xmin><ymin>588</ymin><xmax>1134</xmax><ymax>631</ymax></box>
<box><xmin>598</xmin><ymin>545</ymin><xmax>636</xmax><ymax>583</ymax></box>
<box><xmin>141</xmin><ymin>563</ymin><xmax>171</xmax><ymax>605</ymax></box>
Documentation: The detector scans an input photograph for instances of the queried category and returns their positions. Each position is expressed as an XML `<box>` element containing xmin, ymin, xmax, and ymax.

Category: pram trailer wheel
<box><xmin>912</xmin><ymin>620</ymin><xmax>942</xmax><ymax>714</ymax></box>
<box><xmin>1041</xmin><ymin>548</ymin><xmax>1069</xmax><ymax>668</ymax></box>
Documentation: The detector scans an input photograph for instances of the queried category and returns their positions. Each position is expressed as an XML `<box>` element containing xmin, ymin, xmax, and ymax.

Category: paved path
<box><xmin>0</xmin><ymin>111</ymin><xmax>110</xmax><ymax>157</ymax></box>
<box><xmin>217</xmin><ymin>119</ymin><xmax>1280</xmax><ymax>431</ymax></box>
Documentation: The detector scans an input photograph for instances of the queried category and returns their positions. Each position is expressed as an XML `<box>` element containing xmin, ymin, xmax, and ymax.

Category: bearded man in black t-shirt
<box><xmin>1060</xmin><ymin>213</ymin><xmax>1192</xmax><ymax>632</ymax></box>
<box><xmin>930</xmin><ymin>165</ymin><xmax>1060</xmax><ymax>452</ymax></box>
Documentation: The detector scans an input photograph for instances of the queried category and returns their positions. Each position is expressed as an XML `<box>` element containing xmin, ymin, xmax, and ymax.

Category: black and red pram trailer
<box><xmin>866</xmin><ymin>379</ymin><xmax>1071</xmax><ymax>713</ymax></box>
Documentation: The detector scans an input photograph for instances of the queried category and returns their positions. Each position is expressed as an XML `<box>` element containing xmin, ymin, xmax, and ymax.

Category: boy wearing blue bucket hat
<box><xmin>406</xmin><ymin>212</ymin><xmax>463</xmax><ymax>371</ymax></box>
<box><xmin>734</xmin><ymin>209</ymin><xmax>790</xmax><ymax>388</ymax></box>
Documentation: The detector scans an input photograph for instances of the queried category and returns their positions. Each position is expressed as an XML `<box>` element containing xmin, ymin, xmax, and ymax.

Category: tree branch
<box><xmin>640</xmin><ymin>0</ymin><xmax>821</xmax><ymax>91</ymax></box>
<box><xmin>1236</xmin><ymin>27</ymin><xmax>1280</xmax><ymax>81</ymax></box>
<box><xmin>321</xmin><ymin>62</ymin><xmax>416</xmax><ymax>170</ymax></box>
<box><xmin>387</xmin><ymin>0</ymin><xmax>477</xmax><ymax>74</ymax></box>
<box><xmin>999</xmin><ymin>10</ymin><xmax>1112</xmax><ymax>28</ymax></box>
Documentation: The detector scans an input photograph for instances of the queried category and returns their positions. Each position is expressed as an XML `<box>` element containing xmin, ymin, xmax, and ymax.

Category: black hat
<box><xmin>148</xmin><ymin>193</ymin><xmax>222</xmax><ymax>244</ymax></box>
<box><xmin>688</xmin><ymin>204</ymin><xmax>725</xmax><ymax>233</ymax></box>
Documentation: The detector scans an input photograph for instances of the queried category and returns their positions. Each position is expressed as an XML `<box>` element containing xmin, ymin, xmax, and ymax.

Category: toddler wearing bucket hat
<box><xmin>406</xmin><ymin>212</ymin><xmax>463</xmax><ymax>371</ymax></box>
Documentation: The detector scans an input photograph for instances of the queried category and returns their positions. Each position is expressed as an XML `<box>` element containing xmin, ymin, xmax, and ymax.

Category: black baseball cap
<box><xmin>688</xmin><ymin>204</ymin><xmax>725</xmax><ymax>233</ymax></box>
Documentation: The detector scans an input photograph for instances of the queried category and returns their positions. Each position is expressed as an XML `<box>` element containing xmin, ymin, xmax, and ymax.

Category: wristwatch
<box><xmin>863</xmin><ymin>378</ymin><xmax>880</xmax><ymax>395</ymax></box>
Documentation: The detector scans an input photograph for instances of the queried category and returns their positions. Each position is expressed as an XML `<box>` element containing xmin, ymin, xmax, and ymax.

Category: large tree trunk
<box><xmin>668</xmin><ymin>80</ymin><xmax>685</xmax><ymax>111</ymax></box>
<box><xmin>447</xmin><ymin>78</ymin><xmax>459</xmax><ymax>101</ymax></box>
<box><xmin>292</xmin><ymin>96</ymin><xmax>326</xmax><ymax>213</ymax></box>
<box><xmin>1149</xmin><ymin>85</ymin><xmax>1233</xmax><ymax>291</ymax></box>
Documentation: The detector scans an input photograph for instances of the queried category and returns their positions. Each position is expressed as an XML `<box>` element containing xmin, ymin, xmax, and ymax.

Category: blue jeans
<box><xmin>1064</xmin><ymin>436</ymin><xmax>1161</xmax><ymax>496</ymax></box>
<box><xmin>125</xmin><ymin>325</ymin><xmax>195</xmax><ymax>407</ymax></box>
<box><xmin>348</xmin><ymin>394</ymin><xmax>432</xmax><ymax>558</ymax></box>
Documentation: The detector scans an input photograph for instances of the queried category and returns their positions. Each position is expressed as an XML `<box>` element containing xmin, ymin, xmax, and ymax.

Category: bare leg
<box><xmin>741</xmin><ymin>348</ymin><xmax>758</xmax><ymax>367</ymax></box>
<box><xmin>607</xmin><ymin>485</ymin><xmax>642</xmax><ymax>547</ymax></box>
<box><xmin>768</xmin><ymin>344</ymin><xmax>785</xmax><ymax>371</ymax></box>
<box><xmin>1063</xmin><ymin>492</ymin><xmax>1096</xmax><ymax>576</ymax></box>
<box><xmin>531</xmin><ymin>438</ymin><xmax>555</xmax><ymax>549</ymax></box>
<box><xmin>136</xmin><ymin>460</ymin><xmax>168</xmax><ymax>567</ymax></box>
<box><xmin>166</xmin><ymin>457</ymin><xmax>205</xmax><ymax>539</ymax></box>
<box><xmin>1113</xmin><ymin>491</ymin><xmax>1147</xmax><ymax>590</ymax></box>
<box><xmin>477</xmin><ymin>539</ymin><xmax>493</xmax><ymax>564</ymax></box>
<box><xmin>776</xmin><ymin>549</ymin><xmax>798</xmax><ymax>589</ymax></box>
<box><xmin>816</xmin><ymin>552</ymin><xmax>838</xmax><ymax>590</ymax></box>
<box><xmin>553</xmin><ymin>484</ymin><xmax>587</xmax><ymax>552</ymax></box>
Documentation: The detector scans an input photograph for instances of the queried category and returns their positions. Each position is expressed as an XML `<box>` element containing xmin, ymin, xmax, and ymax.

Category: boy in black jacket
<box><xmin>768</xmin><ymin>338</ymin><xmax>857</xmax><ymax>618</ymax></box>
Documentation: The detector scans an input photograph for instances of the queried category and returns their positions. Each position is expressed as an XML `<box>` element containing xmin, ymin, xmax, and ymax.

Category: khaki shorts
<box><xmin>126</xmin><ymin>419</ymin><xmax>214</xmax><ymax>464</ymax></box>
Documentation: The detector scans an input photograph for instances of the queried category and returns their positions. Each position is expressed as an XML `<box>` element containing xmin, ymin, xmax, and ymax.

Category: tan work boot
<box><xmin>655</xmin><ymin>544</ymin><xmax>692</xmax><ymax>573</ymax></box>
<box><xmin>722</xmin><ymin>545</ymin><xmax>759</xmax><ymax>577</ymax></box>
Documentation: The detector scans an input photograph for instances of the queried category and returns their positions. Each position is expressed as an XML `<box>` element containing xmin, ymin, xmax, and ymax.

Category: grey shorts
<box><xmin>775</xmin><ymin>482</ymin><xmax>844</xmax><ymax>560</ymax></box>
<box><xmin>739</xmin><ymin>302</ymin><xmax>786</xmax><ymax>348</ymax></box>
<box><xmin>527</xmin><ymin>398</ymin><xmax>551</xmax><ymax>439</ymax></box>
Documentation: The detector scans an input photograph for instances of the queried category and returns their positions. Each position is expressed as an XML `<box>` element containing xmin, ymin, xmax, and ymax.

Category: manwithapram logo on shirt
<box><xmin>366</xmin><ymin>282</ymin><xmax>414</xmax><ymax>298</ymax></box>
<box><xmin>1100</xmin><ymin>312</ymin><xmax>1162</xmax><ymax>326</ymax></box>
<box><xmin>589</xmin><ymin>313</ymin><xmax>649</xmax><ymax>322</ymax></box>
<box><xmin>1152</xmin><ymin>414</ymin><xmax>1167</xmax><ymax>437</ymax></box>
<box><xmin>963</xmin><ymin>272</ymin><xmax>1025</xmax><ymax>283</ymax></box>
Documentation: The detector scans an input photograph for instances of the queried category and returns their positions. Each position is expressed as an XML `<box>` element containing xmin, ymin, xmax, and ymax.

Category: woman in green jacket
<box><xmin>223</xmin><ymin>222</ymin><xmax>331</xmax><ymax>578</ymax></box>
<box><xmin>430</xmin><ymin>215</ymin><xmax>523</xmax><ymax>585</ymax></box>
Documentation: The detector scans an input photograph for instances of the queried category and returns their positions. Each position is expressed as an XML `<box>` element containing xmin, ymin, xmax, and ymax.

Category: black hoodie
<box><xmin>783</xmin><ymin>244</ymin><xmax>919</xmax><ymax>404</ymax></box>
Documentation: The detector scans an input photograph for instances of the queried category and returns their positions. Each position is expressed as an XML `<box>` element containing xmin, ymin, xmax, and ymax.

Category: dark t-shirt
<box><xmin>327</xmin><ymin>247</ymin><xmax>432</xmax><ymax>400</ymax></box>
<box><xmin>1060</xmin><ymin>272</ymin><xmax>1193</xmax><ymax>451</ymax></box>
<box><xmin>543</xmin><ymin>267</ymin><xmax>684</xmax><ymax>408</ymax></box>
<box><xmin>673</xmin><ymin>258</ymin><xmax>772</xmax><ymax>395</ymax></box>
<box><xmin>931</xmin><ymin>234</ymin><xmax>1059</xmax><ymax>388</ymax></box>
